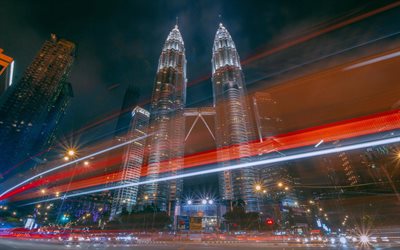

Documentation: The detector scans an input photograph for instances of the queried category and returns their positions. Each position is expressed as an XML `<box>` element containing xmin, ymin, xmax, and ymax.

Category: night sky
<box><xmin>2</xmin><ymin>0</ymin><xmax>397</xmax><ymax>138</ymax></box>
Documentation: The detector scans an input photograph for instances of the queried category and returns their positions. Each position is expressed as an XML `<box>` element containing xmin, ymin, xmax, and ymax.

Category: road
<box><xmin>2</xmin><ymin>238</ymin><xmax>399</xmax><ymax>250</ymax></box>
<box><xmin>0</xmin><ymin>238</ymin><xmax>339</xmax><ymax>249</ymax></box>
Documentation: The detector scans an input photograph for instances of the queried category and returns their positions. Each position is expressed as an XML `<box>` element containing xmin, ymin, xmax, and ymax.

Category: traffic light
<box><xmin>265</xmin><ymin>218</ymin><xmax>274</xmax><ymax>225</ymax></box>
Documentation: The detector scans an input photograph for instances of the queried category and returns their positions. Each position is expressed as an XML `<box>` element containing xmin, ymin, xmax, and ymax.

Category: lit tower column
<box><xmin>110</xmin><ymin>106</ymin><xmax>150</xmax><ymax>219</ymax></box>
<box><xmin>143</xmin><ymin>25</ymin><xmax>187</xmax><ymax>212</ymax></box>
<box><xmin>212</xmin><ymin>23</ymin><xmax>257</xmax><ymax>212</ymax></box>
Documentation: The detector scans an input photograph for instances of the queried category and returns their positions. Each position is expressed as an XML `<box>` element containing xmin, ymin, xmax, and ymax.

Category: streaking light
<box><xmin>314</xmin><ymin>139</ymin><xmax>324</xmax><ymax>148</ymax></box>
<box><xmin>0</xmin><ymin>133</ymin><xmax>152</xmax><ymax>199</ymax></box>
<box><xmin>344</xmin><ymin>51</ymin><xmax>400</xmax><ymax>71</ymax></box>
<box><xmin>20</xmin><ymin>135</ymin><xmax>400</xmax><ymax>206</ymax></box>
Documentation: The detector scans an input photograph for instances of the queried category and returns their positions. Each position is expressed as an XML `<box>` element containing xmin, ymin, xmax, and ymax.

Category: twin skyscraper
<box><xmin>112</xmin><ymin>23</ymin><xmax>258</xmax><ymax>218</ymax></box>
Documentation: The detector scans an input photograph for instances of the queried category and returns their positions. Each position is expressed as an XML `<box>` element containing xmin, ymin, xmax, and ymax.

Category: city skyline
<box><xmin>1</xmin><ymin>1</ymin><xmax>400</xmax><ymax>248</ymax></box>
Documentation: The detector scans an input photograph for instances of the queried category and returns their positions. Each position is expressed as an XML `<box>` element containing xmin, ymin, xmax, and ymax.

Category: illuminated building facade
<box><xmin>212</xmin><ymin>23</ymin><xmax>257</xmax><ymax>212</ymax></box>
<box><xmin>142</xmin><ymin>25</ymin><xmax>186</xmax><ymax>212</ymax></box>
<box><xmin>252</xmin><ymin>92</ymin><xmax>304</xmax><ymax>229</ymax></box>
<box><xmin>0</xmin><ymin>34</ymin><xmax>75</xmax><ymax>175</ymax></box>
<box><xmin>110</xmin><ymin>106</ymin><xmax>150</xmax><ymax>218</ymax></box>
<box><xmin>0</xmin><ymin>48</ymin><xmax>14</xmax><ymax>96</ymax></box>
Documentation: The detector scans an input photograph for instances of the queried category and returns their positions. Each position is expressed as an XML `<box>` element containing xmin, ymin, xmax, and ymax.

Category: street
<box><xmin>2</xmin><ymin>238</ymin><xmax>400</xmax><ymax>250</ymax></box>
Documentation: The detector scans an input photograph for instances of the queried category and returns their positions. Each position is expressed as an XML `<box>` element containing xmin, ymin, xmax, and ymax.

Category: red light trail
<box><xmin>6</xmin><ymin>109</ymin><xmax>400</xmax><ymax>202</ymax></box>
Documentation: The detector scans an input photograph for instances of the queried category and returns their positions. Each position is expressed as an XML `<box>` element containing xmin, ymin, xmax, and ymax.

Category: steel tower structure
<box><xmin>212</xmin><ymin>23</ymin><xmax>257</xmax><ymax>211</ymax></box>
<box><xmin>142</xmin><ymin>25</ymin><xmax>187</xmax><ymax>212</ymax></box>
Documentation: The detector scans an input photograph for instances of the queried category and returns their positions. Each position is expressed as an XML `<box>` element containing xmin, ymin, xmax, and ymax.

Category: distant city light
<box><xmin>208</xmin><ymin>200</ymin><xmax>213</xmax><ymax>205</ymax></box>
<box><xmin>63</xmin><ymin>156</ymin><xmax>69</xmax><ymax>161</ymax></box>
<box><xmin>84</xmin><ymin>161</ymin><xmax>89</xmax><ymax>166</ymax></box>
<box><xmin>202</xmin><ymin>199</ymin><xmax>207</xmax><ymax>205</ymax></box>
<box><xmin>187</xmin><ymin>200</ymin><xmax>192</xmax><ymax>205</ymax></box>
<box><xmin>255</xmin><ymin>184</ymin><xmax>261</xmax><ymax>191</ymax></box>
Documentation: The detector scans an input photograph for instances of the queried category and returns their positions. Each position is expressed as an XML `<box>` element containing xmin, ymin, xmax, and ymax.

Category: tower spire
<box><xmin>176</xmin><ymin>16</ymin><xmax>179</xmax><ymax>28</ymax></box>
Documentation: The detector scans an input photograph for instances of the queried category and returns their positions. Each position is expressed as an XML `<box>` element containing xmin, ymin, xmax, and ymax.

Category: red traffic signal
<box><xmin>265</xmin><ymin>219</ymin><xmax>274</xmax><ymax>225</ymax></box>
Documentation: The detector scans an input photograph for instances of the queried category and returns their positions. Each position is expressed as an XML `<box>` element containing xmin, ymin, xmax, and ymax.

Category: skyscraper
<box><xmin>252</xmin><ymin>91</ymin><xmax>303</xmax><ymax>229</ymax></box>
<box><xmin>0</xmin><ymin>48</ymin><xmax>14</xmax><ymax>96</ymax></box>
<box><xmin>114</xmin><ymin>85</ymin><xmax>140</xmax><ymax>137</ymax></box>
<box><xmin>142</xmin><ymin>25</ymin><xmax>186</xmax><ymax>212</ymax></box>
<box><xmin>0</xmin><ymin>34</ymin><xmax>75</xmax><ymax>176</ymax></box>
<box><xmin>212</xmin><ymin>23</ymin><xmax>257</xmax><ymax>211</ymax></box>
<box><xmin>110</xmin><ymin>106</ymin><xmax>150</xmax><ymax>219</ymax></box>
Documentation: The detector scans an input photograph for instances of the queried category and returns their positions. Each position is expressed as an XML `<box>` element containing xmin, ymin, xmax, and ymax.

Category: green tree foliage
<box><xmin>223</xmin><ymin>199</ymin><xmax>260</xmax><ymax>230</ymax></box>
<box><xmin>107</xmin><ymin>204</ymin><xmax>171</xmax><ymax>230</ymax></box>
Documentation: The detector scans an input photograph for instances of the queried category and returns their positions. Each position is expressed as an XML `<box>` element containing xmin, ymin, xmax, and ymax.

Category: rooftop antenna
<box><xmin>218</xmin><ymin>14</ymin><xmax>223</xmax><ymax>27</ymax></box>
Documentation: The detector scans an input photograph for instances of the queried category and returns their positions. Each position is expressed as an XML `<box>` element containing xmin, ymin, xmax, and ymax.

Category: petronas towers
<box><xmin>139</xmin><ymin>23</ymin><xmax>257</xmax><ymax>213</ymax></box>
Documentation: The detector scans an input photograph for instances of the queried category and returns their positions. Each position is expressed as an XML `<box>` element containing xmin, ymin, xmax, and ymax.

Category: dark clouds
<box><xmin>0</xmin><ymin>0</ymin><xmax>397</xmax><ymax>137</ymax></box>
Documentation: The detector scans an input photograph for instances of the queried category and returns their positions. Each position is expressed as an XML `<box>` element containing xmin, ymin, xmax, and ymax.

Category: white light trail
<box><xmin>344</xmin><ymin>51</ymin><xmax>400</xmax><ymax>71</ymax></box>
<box><xmin>0</xmin><ymin>134</ymin><xmax>152</xmax><ymax>198</ymax></box>
<box><xmin>20</xmin><ymin>135</ymin><xmax>400</xmax><ymax>206</ymax></box>
<box><xmin>314</xmin><ymin>139</ymin><xmax>324</xmax><ymax>148</ymax></box>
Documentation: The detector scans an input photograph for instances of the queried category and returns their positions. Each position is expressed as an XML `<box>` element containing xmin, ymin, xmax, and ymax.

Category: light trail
<box><xmin>344</xmin><ymin>51</ymin><xmax>400</xmax><ymax>70</ymax></box>
<box><xmin>0</xmin><ymin>133</ymin><xmax>152</xmax><ymax>198</ymax></box>
<box><xmin>20</xmin><ymin>135</ymin><xmax>400</xmax><ymax>206</ymax></box>
<box><xmin>315</xmin><ymin>139</ymin><xmax>324</xmax><ymax>148</ymax></box>
<box><xmin>241</xmin><ymin>1</ymin><xmax>400</xmax><ymax>65</ymax></box>
<box><xmin>6</xmin><ymin>108</ymin><xmax>400</xmax><ymax>201</ymax></box>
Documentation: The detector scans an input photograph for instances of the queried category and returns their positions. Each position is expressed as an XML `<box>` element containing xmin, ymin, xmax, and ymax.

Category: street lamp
<box><xmin>255</xmin><ymin>184</ymin><xmax>262</xmax><ymax>191</ymax></box>
<box><xmin>84</xmin><ymin>161</ymin><xmax>89</xmax><ymax>166</ymax></box>
<box><xmin>67</xmin><ymin>149</ymin><xmax>76</xmax><ymax>157</ymax></box>
<box><xmin>187</xmin><ymin>200</ymin><xmax>192</xmax><ymax>205</ymax></box>
<box><xmin>277</xmin><ymin>182</ymin><xmax>283</xmax><ymax>187</ymax></box>
<box><xmin>63</xmin><ymin>156</ymin><xmax>70</xmax><ymax>161</ymax></box>
<box><xmin>202</xmin><ymin>199</ymin><xmax>207</xmax><ymax>205</ymax></box>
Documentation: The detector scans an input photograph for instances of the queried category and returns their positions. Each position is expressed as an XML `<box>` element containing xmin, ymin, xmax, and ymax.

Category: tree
<box><xmin>224</xmin><ymin>199</ymin><xmax>260</xmax><ymax>230</ymax></box>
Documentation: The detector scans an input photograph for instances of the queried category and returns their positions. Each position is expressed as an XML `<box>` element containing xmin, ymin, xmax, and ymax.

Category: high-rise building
<box><xmin>212</xmin><ymin>23</ymin><xmax>257</xmax><ymax>212</ymax></box>
<box><xmin>110</xmin><ymin>106</ymin><xmax>150</xmax><ymax>219</ymax></box>
<box><xmin>0</xmin><ymin>48</ymin><xmax>14</xmax><ymax>96</ymax></box>
<box><xmin>0</xmin><ymin>34</ymin><xmax>75</xmax><ymax>176</ymax></box>
<box><xmin>114</xmin><ymin>85</ymin><xmax>140</xmax><ymax>137</ymax></box>
<box><xmin>141</xmin><ymin>25</ymin><xmax>186</xmax><ymax>212</ymax></box>
<box><xmin>252</xmin><ymin>91</ymin><xmax>303</xmax><ymax>228</ymax></box>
